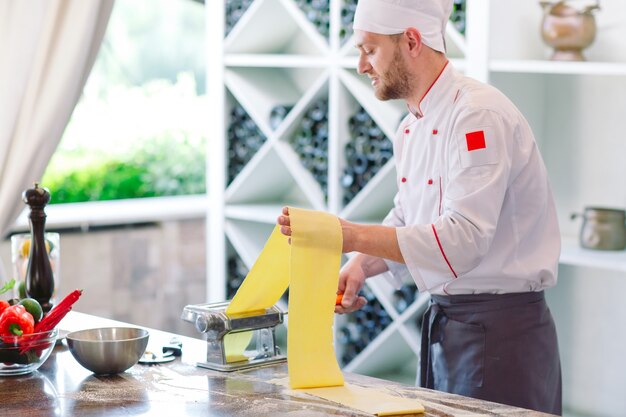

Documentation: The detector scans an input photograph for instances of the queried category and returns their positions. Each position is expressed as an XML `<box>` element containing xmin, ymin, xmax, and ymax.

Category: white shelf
<box><xmin>225</xmin><ymin>54</ymin><xmax>330</xmax><ymax>68</ymax></box>
<box><xmin>12</xmin><ymin>195</ymin><xmax>208</xmax><ymax>233</ymax></box>
<box><xmin>224</xmin><ymin>219</ymin><xmax>275</xmax><ymax>268</ymax></box>
<box><xmin>445</xmin><ymin>21</ymin><xmax>466</xmax><ymax>57</ymax></box>
<box><xmin>343</xmin><ymin>324</ymin><xmax>413</xmax><ymax>375</ymax></box>
<box><xmin>225</xmin><ymin>143</ymin><xmax>318</xmax><ymax>207</ymax></box>
<box><xmin>490</xmin><ymin>60</ymin><xmax>626</xmax><ymax>76</ymax></box>
<box><xmin>273</xmin><ymin>141</ymin><xmax>327</xmax><ymax>211</ymax></box>
<box><xmin>224</xmin><ymin>0</ymin><xmax>327</xmax><ymax>55</ymax></box>
<box><xmin>225</xmin><ymin>204</ymin><xmax>283</xmax><ymax>224</ymax></box>
<box><xmin>339</xmin><ymin>56</ymin><xmax>467</xmax><ymax>73</ymax></box>
<box><xmin>225</xmin><ymin>66</ymin><xmax>325</xmax><ymax>136</ymax></box>
<box><xmin>560</xmin><ymin>237</ymin><xmax>626</xmax><ymax>273</ymax></box>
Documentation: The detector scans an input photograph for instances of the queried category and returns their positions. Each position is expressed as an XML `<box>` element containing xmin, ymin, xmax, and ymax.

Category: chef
<box><xmin>279</xmin><ymin>0</ymin><xmax>562</xmax><ymax>414</ymax></box>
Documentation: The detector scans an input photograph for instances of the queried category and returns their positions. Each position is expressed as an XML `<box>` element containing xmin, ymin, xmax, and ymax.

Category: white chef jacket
<box><xmin>382</xmin><ymin>62</ymin><xmax>560</xmax><ymax>295</ymax></box>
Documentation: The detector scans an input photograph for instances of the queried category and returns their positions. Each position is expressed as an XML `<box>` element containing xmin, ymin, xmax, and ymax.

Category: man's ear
<box><xmin>404</xmin><ymin>28</ymin><xmax>423</xmax><ymax>57</ymax></box>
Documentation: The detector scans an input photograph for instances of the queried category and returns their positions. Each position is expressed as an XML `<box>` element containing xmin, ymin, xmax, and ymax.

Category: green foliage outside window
<box><xmin>42</xmin><ymin>134</ymin><xmax>206</xmax><ymax>204</ymax></box>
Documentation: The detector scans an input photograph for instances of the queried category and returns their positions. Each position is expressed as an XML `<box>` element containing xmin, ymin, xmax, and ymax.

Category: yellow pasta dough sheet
<box><xmin>226</xmin><ymin>225</ymin><xmax>290</xmax><ymax>316</ymax></box>
<box><xmin>223</xmin><ymin>331</ymin><xmax>253</xmax><ymax>363</ymax></box>
<box><xmin>301</xmin><ymin>383</ymin><xmax>425</xmax><ymax>416</ymax></box>
<box><xmin>223</xmin><ymin>207</ymin><xmax>343</xmax><ymax>388</ymax></box>
<box><xmin>287</xmin><ymin>207</ymin><xmax>344</xmax><ymax>389</ymax></box>
<box><xmin>224</xmin><ymin>225</ymin><xmax>291</xmax><ymax>364</ymax></box>
<box><xmin>270</xmin><ymin>377</ymin><xmax>425</xmax><ymax>416</ymax></box>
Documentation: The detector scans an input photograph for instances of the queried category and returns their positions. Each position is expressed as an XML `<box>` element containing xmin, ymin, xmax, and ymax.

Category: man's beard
<box><xmin>374</xmin><ymin>48</ymin><xmax>412</xmax><ymax>101</ymax></box>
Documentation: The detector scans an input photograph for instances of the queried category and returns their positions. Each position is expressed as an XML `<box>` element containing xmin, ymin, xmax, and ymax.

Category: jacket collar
<box><xmin>407</xmin><ymin>60</ymin><xmax>452</xmax><ymax>119</ymax></box>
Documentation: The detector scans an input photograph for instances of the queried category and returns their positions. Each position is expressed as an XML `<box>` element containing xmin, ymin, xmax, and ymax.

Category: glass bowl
<box><xmin>0</xmin><ymin>328</ymin><xmax>58</xmax><ymax>376</ymax></box>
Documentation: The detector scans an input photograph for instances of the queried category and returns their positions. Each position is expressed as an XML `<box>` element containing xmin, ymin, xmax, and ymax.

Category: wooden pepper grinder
<box><xmin>23</xmin><ymin>183</ymin><xmax>55</xmax><ymax>313</ymax></box>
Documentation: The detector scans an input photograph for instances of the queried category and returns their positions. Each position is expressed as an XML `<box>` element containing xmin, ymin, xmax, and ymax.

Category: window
<box><xmin>42</xmin><ymin>0</ymin><xmax>206</xmax><ymax>204</ymax></box>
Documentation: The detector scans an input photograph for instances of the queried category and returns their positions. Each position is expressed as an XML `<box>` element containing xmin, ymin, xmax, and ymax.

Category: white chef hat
<box><xmin>353</xmin><ymin>0</ymin><xmax>453</xmax><ymax>53</ymax></box>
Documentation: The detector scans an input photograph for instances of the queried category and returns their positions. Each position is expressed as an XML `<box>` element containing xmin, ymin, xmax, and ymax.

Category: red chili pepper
<box><xmin>0</xmin><ymin>304</ymin><xmax>35</xmax><ymax>337</ymax></box>
<box><xmin>34</xmin><ymin>289</ymin><xmax>83</xmax><ymax>333</ymax></box>
<box><xmin>19</xmin><ymin>290</ymin><xmax>83</xmax><ymax>355</ymax></box>
<box><xmin>0</xmin><ymin>300</ymin><xmax>10</xmax><ymax>315</ymax></box>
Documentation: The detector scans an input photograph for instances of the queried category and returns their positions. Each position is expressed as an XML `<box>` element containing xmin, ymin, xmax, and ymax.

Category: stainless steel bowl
<box><xmin>66</xmin><ymin>327</ymin><xmax>149</xmax><ymax>375</ymax></box>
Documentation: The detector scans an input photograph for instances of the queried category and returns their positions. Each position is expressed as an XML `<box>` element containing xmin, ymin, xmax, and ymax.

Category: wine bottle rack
<box><xmin>288</xmin><ymin>98</ymin><xmax>329</xmax><ymax>199</ymax></box>
<box><xmin>294</xmin><ymin>0</ymin><xmax>330</xmax><ymax>39</ymax></box>
<box><xmin>341</xmin><ymin>106</ymin><xmax>393</xmax><ymax>205</ymax></box>
<box><xmin>210</xmin><ymin>0</ymin><xmax>468</xmax><ymax>383</ymax></box>
<box><xmin>227</xmin><ymin>104</ymin><xmax>267</xmax><ymax>184</ymax></box>
<box><xmin>226</xmin><ymin>252</ymin><xmax>248</xmax><ymax>299</ymax></box>
<box><xmin>337</xmin><ymin>286</ymin><xmax>392</xmax><ymax>365</ymax></box>
<box><xmin>340</xmin><ymin>0</ymin><xmax>357</xmax><ymax>45</ymax></box>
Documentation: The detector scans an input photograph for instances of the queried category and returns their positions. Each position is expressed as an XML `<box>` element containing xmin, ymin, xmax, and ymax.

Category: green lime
<box><xmin>18</xmin><ymin>281</ymin><xmax>27</xmax><ymax>299</ymax></box>
<box><xmin>19</xmin><ymin>298</ymin><xmax>43</xmax><ymax>323</ymax></box>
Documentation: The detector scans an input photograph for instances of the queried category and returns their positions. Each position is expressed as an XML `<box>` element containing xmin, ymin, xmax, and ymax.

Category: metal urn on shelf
<box><xmin>539</xmin><ymin>0</ymin><xmax>600</xmax><ymax>61</ymax></box>
<box><xmin>571</xmin><ymin>207</ymin><xmax>626</xmax><ymax>251</ymax></box>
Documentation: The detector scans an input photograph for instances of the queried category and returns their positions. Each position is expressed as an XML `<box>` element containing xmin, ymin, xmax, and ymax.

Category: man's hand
<box><xmin>277</xmin><ymin>206</ymin><xmax>357</xmax><ymax>253</ymax></box>
<box><xmin>335</xmin><ymin>259</ymin><xmax>368</xmax><ymax>314</ymax></box>
<box><xmin>277</xmin><ymin>206</ymin><xmax>292</xmax><ymax>237</ymax></box>
<box><xmin>336</xmin><ymin>254</ymin><xmax>391</xmax><ymax>313</ymax></box>
<box><xmin>276</xmin><ymin>207</ymin><xmax>396</xmax><ymax>314</ymax></box>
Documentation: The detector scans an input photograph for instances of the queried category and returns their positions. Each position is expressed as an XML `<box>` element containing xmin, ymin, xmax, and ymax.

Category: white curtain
<box><xmin>0</xmin><ymin>0</ymin><xmax>114</xmax><ymax>280</ymax></box>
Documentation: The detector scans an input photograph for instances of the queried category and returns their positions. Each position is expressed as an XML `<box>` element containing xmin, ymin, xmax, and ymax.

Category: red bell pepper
<box><xmin>0</xmin><ymin>300</ymin><xmax>10</xmax><ymax>315</ymax></box>
<box><xmin>0</xmin><ymin>304</ymin><xmax>35</xmax><ymax>337</ymax></box>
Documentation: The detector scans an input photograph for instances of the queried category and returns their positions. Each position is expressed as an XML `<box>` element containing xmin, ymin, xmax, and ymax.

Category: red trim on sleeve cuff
<box><xmin>431</xmin><ymin>224</ymin><xmax>458</xmax><ymax>278</ymax></box>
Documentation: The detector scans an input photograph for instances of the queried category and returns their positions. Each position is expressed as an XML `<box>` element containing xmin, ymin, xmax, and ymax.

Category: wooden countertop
<box><xmin>0</xmin><ymin>312</ymin><xmax>556</xmax><ymax>417</ymax></box>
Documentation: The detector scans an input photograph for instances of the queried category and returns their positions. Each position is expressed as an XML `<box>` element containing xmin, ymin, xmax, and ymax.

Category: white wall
<box><xmin>547</xmin><ymin>267</ymin><xmax>626</xmax><ymax>417</ymax></box>
<box><xmin>542</xmin><ymin>72</ymin><xmax>626</xmax><ymax>417</ymax></box>
<box><xmin>487</xmin><ymin>1</ymin><xmax>626</xmax><ymax>416</ymax></box>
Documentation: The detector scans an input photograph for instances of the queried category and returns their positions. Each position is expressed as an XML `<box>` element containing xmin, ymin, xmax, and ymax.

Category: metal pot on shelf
<box><xmin>571</xmin><ymin>207</ymin><xmax>626</xmax><ymax>250</ymax></box>
<box><xmin>539</xmin><ymin>0</ymin><xmax>600</xmax><ymax>61</ymax></box>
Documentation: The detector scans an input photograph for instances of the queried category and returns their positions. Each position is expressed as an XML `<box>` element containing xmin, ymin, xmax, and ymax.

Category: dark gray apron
<box><xmin>419</xmin><ymin>291</ymin><xmax>562</xmax><ymax>415</ymax></box>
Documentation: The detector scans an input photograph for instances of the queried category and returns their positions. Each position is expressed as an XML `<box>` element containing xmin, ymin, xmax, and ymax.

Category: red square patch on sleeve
<box><xmin>465</xmin><ymin>130</ymin><xmax>486</xmax><ymax>151</ymax></box>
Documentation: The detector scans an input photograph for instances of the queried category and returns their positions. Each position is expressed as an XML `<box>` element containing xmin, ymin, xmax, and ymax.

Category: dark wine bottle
<box><xmin>225</xmin><ymin>0</ymin><xmax>254</xmax><ymax>35</ymax></box>
<box><xmin>342</xmin><ymin>106</ymin><xmax>393</xmax><ymax>204</ymax></box>
<box><xmin>340</xmin><ymin>0</ymin><xmax>358</xmax><ymax>44</ymax></box>
<box><xmin>269</xmin><ymin>104</ymin><xmax>294</xmax><ymax>130</ymax></box>
<box><xmin>227</xmin><ymin>254</ymin><xmax>249</xmax><ymax>299</ymax></box>
<box><xmin>392</xmin><ymin>283</ymin><xmax>418</xmax><ymax>314</ymax></box>
<box><xmin>227</xmin><ymin>104</ymin><xmax>266</xmax><ymax>184</ymax></box>
<box><xmin>288</xmin><ymin>98</ymin><xmax>329</xmax><ymax>199</ymax></box>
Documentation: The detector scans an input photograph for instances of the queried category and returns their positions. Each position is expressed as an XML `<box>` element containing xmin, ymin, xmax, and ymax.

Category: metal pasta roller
<box><xmin>181</xmin><ymin>301</ymin><xmax>286</xmax><ymax>371</ymax></box>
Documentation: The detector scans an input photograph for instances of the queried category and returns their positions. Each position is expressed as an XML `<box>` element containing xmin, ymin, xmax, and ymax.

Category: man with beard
<box><xmin>278</xmin><ymin>0</ymin><xmax>562</xmax><ymax>414</ymax></box>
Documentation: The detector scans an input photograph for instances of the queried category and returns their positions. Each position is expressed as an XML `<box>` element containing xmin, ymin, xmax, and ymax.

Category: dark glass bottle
<box><xmin>23</xmin><ymin>183</ymin><xmax>54</xmax><ymax>312</ymax></box>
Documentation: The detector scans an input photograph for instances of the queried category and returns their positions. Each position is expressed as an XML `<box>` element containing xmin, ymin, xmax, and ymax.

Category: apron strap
<box><xmin>419</xmin><ymin>301</ymin><xmax>446</xmax><ymax>388</ymax></box>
